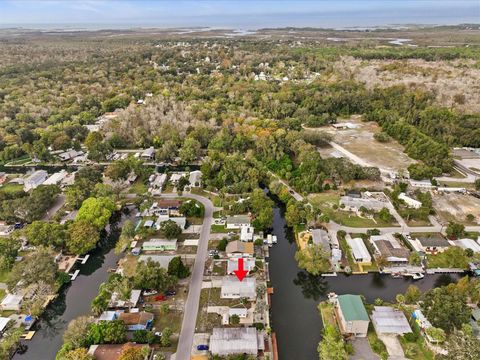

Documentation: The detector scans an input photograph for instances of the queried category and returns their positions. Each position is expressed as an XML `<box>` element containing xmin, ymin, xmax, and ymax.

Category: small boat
<box><xmin>403</xmin><ymin>272</ymin><xmax>425</xmax><ymax>280</ymax></box>
<box><xmin>272</xmin><ymin>235</ymin><xmax>277</xmax><ymax>244</ymax></box>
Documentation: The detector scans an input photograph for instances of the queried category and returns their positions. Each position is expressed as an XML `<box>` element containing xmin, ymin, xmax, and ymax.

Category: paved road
<box><xmin>164</xmin><ymin>193</ymin><xmax>214</xmax><ymax>360</ymax></box>
<box><xmin>42</xmin><ymin>194</ymin><xmax>66</xmax><ymax>221</ymax></box>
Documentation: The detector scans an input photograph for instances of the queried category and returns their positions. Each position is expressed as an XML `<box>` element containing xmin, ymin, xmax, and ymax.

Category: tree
<box><xmin>0</xmin><ymin>237</ymin><xmax>20</xmax><ymax>271</ymax></box>
<box><xmin>179</xmin><ymin>137</ymin><xmax>201</xmax><ymax>164</ymax></box>
<box><xmin>160</xmin><ymin>327</ymin><xmax>172</xmax><ymax>347</ymax></box>
<box><xmin>466</xmin><ymin>214</ymin><xmax>475</xmax><ymax>222</ymax></box>
<box><xmin>441</xmin><ymin>329</ymin><xmax>480</xmax><ymax>359</ymax></box>
<box><xmin>67</xmin><ymin>220</ymin><xmax>100</xmax><ymax>255</ymax></box>
<box><xmin>230</xmin><ymin>314</ymin><xmax>240</xmax><ymax>325</ymax></box>
<box><xmin>294</xmin><ymin>244</ymin><xmax>331</xmax><ymax>275</ymax></box>
<box><xmin>0</xmin><ymin>328</ymin><xmax>23</xmax><ymax>360</ymax></box>
<box><xmin>396</xmin><ymin>294</ymin><xmax>405</xmax><ymax>304</ymax></box>
<box><xmin>179</xmin><ymin>200</ymin><xmax>203</xmax><ymax>217</ymax></box>
<box><xmin>132</xmin><ymin>330</ymin><xmax>155</xmax><ymax>344</ymax></box>
<box><xmin>378</xmin><ymin>207</ymin><xmax>391</xmax><ymax>223</ymax></box>
<box><xmin>59</xmin><ymin>348</ymin><xmax>94</xmax><ymax>360</ymax></box>
<box><xmin>404</xmin><ymin>285</ymin><xmax>421</xmax><ymax>304</ymax></box>
<box><xmin>317</xmin><ymin>325</ymin><xmax>347</xmax><ymax>360</ymax></box>
<box><xmin>425</xmin><ymin>327</ymin><xmax>446</xmax><ymax>343</ymax></box>
<box><xmin>63</xmin><ymin>316</ymin><xmax>93</xmax><ymax>349</ymax></box>
<box><xmin>87</xmin><ymin>320</ymin><xmax>126</xmax><ymax>344</ymax></box>
<box><xmin>160</xmin><ymin>220</ymin><xmax>182</xmax><ymax>239</ymax></box>
<box><xmin>446</xmin><ymin>221</ymin><xmax>465</xmax><ymax>239</ymax></box>
<box><xmin>76</xmin><ymin>197</ymin><xmax>115</xmax><ymax>229</ymax></box>
<box><xmin>7</xmin><ymin>249</ymin><xmax>57</xmax><ymax>291</ymax></box>
<box><xmin>25</xmin><ymin>221</ymin><xmax>67</xmax><ymax>248</ymax></box>
<box><xmin>168</xmin><ymin>256</ymin><xmax>190</xmax><ymax>279</ymax></box>
<box><xmin>408</xmin><ymin>252</ymin><xmax>422</xmax><ymax>266</ymax></box>
<box><xmin>421</xmin><ymin>286</ymin><xmax>471</xmax><ymax>332</ymax></box>
<box><xmin>217</xmin><ymin>238</ymin><xmax>228</xmax><ymax>251</ymax></box>
<box><xmin>133</xmin><ymin>259</ymin><xmax>176</xmax><ymax>291</ymax></box>
<box><xmin>118</xmin><ymin>344</ymin><xmax>150</xmax><ymax>360</ymax></box>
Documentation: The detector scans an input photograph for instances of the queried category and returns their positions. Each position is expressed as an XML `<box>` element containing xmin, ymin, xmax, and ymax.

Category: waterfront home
<box><xmin>141</xmin><ymin>147</ymin><xmax>155</xmax><ymax>160</ymax></box>
<box><xmin>228</xmin><ymin>307</ymin><xmax>248</xmax><ymax>319</ymax></box>
<box><xmin>23</xmin><ymin>170</ymin><xmax>48</xmax><ymax>191</ymax></box>
<box><xmin>398</xmin><ymin>193</ymin><xmax>422</xmax><ymax>209</ymax></box>
<box><xmin>88</xmin><ymin>343</ymin><xmax>150</xmax><ymax>360</ymax></box>
<box><xmin>340</xmin><ymin>196</ymin><xmax>385</xmax><ymax>213</ymax></box>
<box><xmin>346</xmin><ymin>237</ymin><xmax>372</xmax><ymax>265</ymax></box>
<box><xmin>335</xmin><ymin>294</ymin><xmax>370</xmax><ymax>337</ymax></box>
<box><xmin>210</xmin><ymin>327</ymin><xmax>264</xmax><ymax>356</ymax></box>
<box><xmin>189</xmin><ymin>170</ymin><xmax>202</xmax><ymax>187</ymax></box>
<box><xmin>108</xmin><ymin>290</ymin><xmax>142</xmax><ymax>309</ymax></box>
<box><xmin>118</xmin><ymin>311</ymin><xmax>153</xmax><ymax>331</ymax></box>
<box><xmin>138</xmin><ymin>255</ymin><xmax>175</xmax><ymax>269</ymax></box>
<box><xmin>226</xmin><ymin>215</ymin><xmax>251</xmax><ymax>229</ymax></box>
<box><xmin>0</xmin><ymin>294</ymin><xmax>23</xmax><ymax>311</ymax></box>
<box><xmin>370</xmin><ymin>234</ymin><xmax>410</xmax><ymax>264</ymax></box>
<box><xmin>226</xmin><ymin>241</ymin><xmax>254</xmax><ymax>258</ymax></box>
<box><xmin>227</xmin><ymin>257</ymin><xmax>256</xmax><ymax>275</ymax></box>
<box><xmin>312</xmin><ymin>229</ymin><xmax>331</xmax><ymax>253</ymax></box>
<box><xmin>97</xmin><ymin>311</ymin><xmax>119</xmax><ymax>322</ymax></box>
<box><xmin>142</xmin><ymin>239</ymin><xmax>177</xmax><ymax>251</ymax></box>
<box><xmin>450</xmin><ymin>238</ymin><xmax>480</xmax><ymax>253</ymax></box>
<box><xmin>371</xmin><ymin>306</ymin><xmax>412</xmax><ymax>335</ymax></box>
<box><xmin>221</xmin><ymin>276</ymin><xmax>256</xmax><ymax>299</ymax></box>
<box><xmin>409</xmin><ymin>235</ymin><xmax>450</xmax><ymax>255</ymax></box>
<box><xmin>240</xmin><ymin>225</ymin><xmax>254</xmax><ymax>242</ymax></box>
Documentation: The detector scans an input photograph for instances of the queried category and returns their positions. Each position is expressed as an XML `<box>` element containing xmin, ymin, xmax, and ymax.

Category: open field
<box><xmin>432</xmin><ymin>193</ymin><xmax>480</xmax><ymax>225</ymax></box>
<box><xmin>321</xmin><ymin>117</ymin><xmax>417</xmax><ymax>172</ymax></box>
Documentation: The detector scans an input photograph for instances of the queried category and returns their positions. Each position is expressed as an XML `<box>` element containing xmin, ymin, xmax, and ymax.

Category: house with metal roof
<box><xmin>0</xmin><ymin>294</ymin><xmax>23</xmax><ymax>311</ymax></box>
<box><xmin>312</xmin><ymin>229</ymin><xmax>331</xmax><ymax>253</ymax></box>
<box><xmin>335</xmin><ymin>294</ymin><xmax>370</xmax><ymax>337</ymax></box>
<box><xmin>450</xmin><ymin>238</ymin><xmax>480</xmax><ymax>253</ymax></box>
<box><xmin>221</xmin><ymin>276</ymin><xmax>256</xmax><ymax>300</ymax></box>
<box><xmin>24</xmin><ymin>170</ymin><xmax>48</xmax><ymax>191</ymax></box>
<box><xmin>141</xmin><ymin>147</ymin><xmax>155</xmax><ymax>160</ymax></box>
<box><xmin>142</xmin><ymin>239</ymin><xmax>177</xmax><ymax>251</ymax></box>
<box><xmin>189</xmin><ymin>170</ymin><xmax>202</xmax><ymax>187</ymax></box>
<box><xmin>340</xmin><ymin>196</ymin><xmax>385</xmax><ymax>212</ymax></box>
<box><xmin>346</xmin><ymin>237</ymin><xmax>372</xmax><ymax>265</ymax></box>
<box><xmin>108</xmin><ymin>290</ymin><xmax>142</xmax><ymax>309</ymax></box>
<box><xmin>210</xmin><ymin>327</ymin><xmax>264</xmax><ymax>356</ymax></box>
<box><xmin>227</xmin><ymin>258</ymin><xmax>256</xmax><ymax>275</ymax></box>
<box><xmin>226</xmin><ymin>215</ymin><xmax>251</xmax><ymax>229</ymax></box>
<box><xmin>371</xmin><ymin>306</ymin><xmax>412</xmax><ymax>335</ymax></box>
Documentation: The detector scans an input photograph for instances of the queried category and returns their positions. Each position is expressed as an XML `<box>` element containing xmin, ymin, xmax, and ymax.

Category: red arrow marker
<box><xmin>233</xmin><ymin>258</ymin><xmax>248</xmax><ymax>282</ymax></box>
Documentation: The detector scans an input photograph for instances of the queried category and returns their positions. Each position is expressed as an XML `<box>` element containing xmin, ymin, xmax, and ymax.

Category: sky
<box><xmin>0</xmin><ymin>0</ymin><xmax>479</xmax><ymax>29</ymax></box>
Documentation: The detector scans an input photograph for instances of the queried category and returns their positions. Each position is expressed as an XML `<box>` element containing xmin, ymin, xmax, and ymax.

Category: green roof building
<box><xmin>336</xmin><ymin>294</ymin><xmax>370</xmax><ymax>337</ymax></box>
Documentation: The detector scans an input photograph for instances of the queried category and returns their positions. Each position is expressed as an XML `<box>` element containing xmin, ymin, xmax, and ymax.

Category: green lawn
<box><xmin>367</xmin><ymin>324</ymin><xmax>388</xmax><ymax>360</ymax></box>
<box><xmin>0</xmin><ymin>183</ymin><xmax>23</xmax><ymax>195</ymax></box>
<box><xmin>399</xmin><ymin>317</ymin><xmax>435</xmax><ymax>360</ymax></box>
<box><xmin>0</xmin><ymin>269</ymin><xmax>9</xmax><ymax>283</ymax></box>
<box><xmin>128</xmin><ymin>180</ymin><xmax>148</xmax><ymax>195</ymax></box>
<box><xmin>211</xmin><ymin>224</ymin><xmax>229</xmax><ymax>233</ymax></box>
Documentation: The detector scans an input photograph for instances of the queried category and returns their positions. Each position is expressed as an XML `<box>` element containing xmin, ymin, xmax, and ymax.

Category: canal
<box><xmin>268</xmin><ymin>205</ymin><xmax>459</xmax><ymax>360</ymax></box>
<box><xmin>13</xmin><ymin>217</ymin><xmax>124</xmax><ymax>360</ymax></box>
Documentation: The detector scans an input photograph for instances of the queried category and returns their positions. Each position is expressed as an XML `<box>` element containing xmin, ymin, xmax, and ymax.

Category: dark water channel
<box><xmin>268</xmin><ymin>205</ymin><xmax>459</xmax><ymax>360</ymax></box>
<box><xmin>13</xmin><ymin>215</ymin><xmax>124</xmax><ymax>360</ymax></box>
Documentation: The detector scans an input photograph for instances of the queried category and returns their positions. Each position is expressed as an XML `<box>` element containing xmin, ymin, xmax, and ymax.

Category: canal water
<box><xmin>13</xmin><ymin>217</ymin><xmax>123</xmax><ymax>360</ymax></box>
<box><xmin>268</xmin><ymin>205</ymin><xmax>459</xmax><ymax>360</ymax></box>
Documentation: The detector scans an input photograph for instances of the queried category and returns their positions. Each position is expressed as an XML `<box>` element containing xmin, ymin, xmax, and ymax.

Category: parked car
<box><xmin>165</xmin><ymin>290</ymin><xmax>176</xmax><ymax>296</ymax></box>
<box><xmin>154</xmin><ymin>294</ymin><xmax>167</xmax><ymax>301</ymax></box>
<box><xmin>197</xmin><ymin>345</ymin><xmax>209</xmax><ymax>351</ymax></box>
<box><xmin>144</xmin><ymin>290</ymin><xmax>158</xmax><ymax>296</ymax></box>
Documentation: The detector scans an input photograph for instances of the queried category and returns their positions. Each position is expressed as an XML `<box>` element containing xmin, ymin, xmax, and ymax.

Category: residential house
<box><xmin>141</xmin><ymin>147</ymin><xmax>155</xmax><ymax>160</ymax></box>
<box><xmin>398</xmin><ymin>193</ymin><xmax>422</xmax><ymax>209</ymax></box>
<box><xmin>227</xmin><ymin>258</ymin><xmax>256</xmax><ymax>275</ymax></box>
<box><xmin>451</xmin><ymin>238</ymin><xmax>480</xmax><ymax>252</ymax></box>
<box><xmin>226</xmin><ymin>215</ymin><xmax>251</xmax><ymax>229</ymax></box>
<box><xmin>346</xmin><ymin>237</ymin><xmax>372</xmax><ymax>265</ymax></box>
<box><xmin>335</xmin><ymin>294</ymin><xmax>370</xmax><ymax>337</ymax></box>
<box><xmin>108</xmin><ymin>290</ymin><xmax>141</xmax><ymax>309</ymax></box>
<box><xmin>408</xmin><ymin>179</ymin><xmax>435</xmax><ymax>189</ymax></box>
<box><xmin>409</xmin><ymin>235</ymin><xmax>450</xmax><ymax>254</ymax></box>
<box><xmin>58</xmin><ymin>149</ymin><xmax>83</xmax><ymax>162</ymax></box>
<box><xmin>228</xmin><ymin>308</ymin><xmax>248</xmax><ymax>319</ymax></box>
<box><xmin>98</xmin><ymin>311</ymin><xmax>119</xmax><ymax>322</ymax></box>
<box><xmin>170</xmin><ymin>172</ymin><xmax>187</xmax><ymax>185</ymax></box>
<box><xmin>189</xmin><ymin>170</ymin><xmax>202</xmax><ymax>187</ymax></box>
<box><xmin>88</xmin><ymin>343</ymin><xmax>150</xmax><ymax>360</ymax></box>
<box><xmin>43</xmin><ymin>170</ymin><xmax>68</xmax><ymax>186</ymax></box>
<box><xmin>24</xmin><ymin>170</ymin><xmax>48</xmax><ymax>191</ymax></box>
<box><xmin>226</xmin><ymin>241</ymin><xmax>254</xmax><ymax>258</ymax></box>
<box><xmin>0</xmin><ymin>317</ymin><xmax>10</xmax><ymax>334</ymax></box>
<box><xmin>221</xmin><ymin>276</ymin><xmax>256</xmax><ymax>299</ymax></box>
<box><xmin>210</xmin><ymin>327</ymin><xmax>264</xmax><ymax>356</ymax></box>
<box><xmin>370</xmin><ymin>234</ymin><xmax>410</xmax><ymax>263</ymax></box>
<box><xmin>240</xmin><ymin>225</ymin><xmax>254</xmax><ymax>242</ymax></box>
<box><xmin>312</xmin><ymin>229</ymin><xmax>330</xmax><ymax>253</ymax></box>
<box><xmin>0</xmin><ymin>294</ymin><xmax>23</xmax><ymax>311</ymax></box>
<box><xmin>0</xmin><ymin>222</ymin><xmax>14</xmax><ymax>236</ymax></box>
<box><xmin>138</xmin><ymin>255</ymin><xmax>174</xmax><ymax>269</ymax></box>
<box><xmin>142</xmin><ymin>239</ymin><xmax>177</xmax><ymax>251</ymax></box>
<box><xmin>157</xmin><ymin>199</ymin><xmax>182</xmax><ymax>211</ymax></box>
<box><xmin>340</xmin><ymin>196</ymin><xmax>385</xmax><ymax>213</ymax></box>
<box><xmin>118</xmin><ymin>311</ymin><xmax>154</xmax><ymax>331</ymax></box>
<box><xmin>155</xmin><ymin>216</ymin><xmax>186</xmax><ymax>230</ymax></box>
<box><xmin>371</xmin><ymin>306</ymin><xmax>412</xmax><ymax>335</ymax></box>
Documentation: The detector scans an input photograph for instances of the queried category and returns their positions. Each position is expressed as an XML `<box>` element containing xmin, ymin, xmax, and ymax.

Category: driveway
<box><xmin>165</xmin><ymin>193</ymin><xmax>214</xmax><ymax>360</ymax></box>
<box><xmin>350</xmin><ymin>337</ymin><xmax>380</xmax><ymax>360</ymax></box>
<box><xmin>378</xmin><ymin>334</ymin><xmax>407</xmax><ymax>360</ymax></box>
<box><xmin>42</xmin><ymin>194</ymin><xmax>66</xmax><ymax>221</ymax></box>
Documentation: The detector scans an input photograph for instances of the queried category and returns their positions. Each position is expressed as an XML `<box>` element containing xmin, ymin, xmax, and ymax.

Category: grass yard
<box><xmin>152</xmin><ymin>307</ymin><xmax>183</xmax><ymax>334</ymax></box>
<box><xmin>0</xmin><ymin>289</ymin><xmax>5</xmax><ymax>301</ymax></box>
<box><xmin>367</xmin><ymin>324</ymin><xmax>388</xmax><ymax>360</ymax></box>
<box><xmin>318</xmin><ymin>302</ymin><xmax>338</xmax><ymax>330</ymax></box>
<box><xmin>0</xmin><ymin>183</ymin><xmax>23</xmax><ymax>195</ymax></box>
<box><xmin>399</xmin><ymin>318</ymin><xmax>434</xmax><ymax>360</ymax></box>
<box><xmin>337</xmin><ymin>232</ymin><xmax>360</xmax><ymax>272</ymax></box>
<box><xmin>211</xmin><ymin>224</ymin><xmax>229</xmax><ymax>233</ymax></box>
<box><xmin>128</xmin><ymin>180</ymin><xmax>148</xmax><ymax>195</ymax></box>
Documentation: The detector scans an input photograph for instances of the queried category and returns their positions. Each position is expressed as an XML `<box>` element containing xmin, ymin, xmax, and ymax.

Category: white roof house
<box><xmin>0</xmin><ymin>317</ymin><xmax>10</xmax><ymax>333</ymax></box>
<box><xmin>227</xmin><ymin>258</ymin><xmax>256</xmax><ymax>275</ymax></box>
<box><xmin>228</xmin><ymin>308</ymin><xmax>248</xmax><ymax>318</ymax></box>
<box><xmin>0</xmin><ymin>294</ymin><xmax>23</xmax><ymax>311</ymax></box>
<box><xmin>450</xmin><ymin>238</ymin><xmax>480</xmax><ymax>253</ymax></box>
<box><xmin>150</xmin><ymin>173</ymin><xmax>167</xmax><ymax>190</ymax></box>
<box><xmin>371</xmin><ymin>306</ymin><xmax>412</xmax><ymax>335</ymax></box>
<box><xmin>109</xmin><ymin>290</ymin><xmax>141</xmax><ymax>309</ymax></box>
<box><xmin>210</xmin><ymin>327</ymin><xmax>263</xmax><ymax>356</ymax></box>
<box><xmin>24</xmin><ymin>170</ymin><xmax>48</xmax><ymax>191</ymax></box>
<box><xmin>226</xmin><ymin>215</ymin><xmax>251</xmax><ymax>229</ymax></box>
<box><xmin>155</xmin><ymin>216</ymin><xmax>186</xmax><ymax>230</ymax></box>
<box><xmin>43</xmin><ymin>170</ymin><xmax>68</xmax><ymax>186</ymax></box>
<box><xmin>240</xmin><ymin>225</ymin><xmax>254</xmax><ymax>242</ymax></box>
<box><xmin>340</xmin><ymin>196</ymin><xmax>385</xmax><ymax>212</ymax></box>
<box><xmin>408</xmin><ymin>179</ymin><xmax>434</xmax><ymax>189</ymax></box>
<box><xmin>221</xmin><ymin>276</ymin><xmax>256</xmax><ymax>299</ymax></box>
<box><xmin>170</xmin><ymin>172</ymin><xmax>187</xmax><ymax>184</ymax></box>
<box><xmin>346</xmin><ymin>237</ymin><xmax>372</xmax><ymax>264</ymax></box>
<box><xmin>398</xmin><ymin>193</ymin><xmax>422</xmax><ymax>209</ymax></box>
<box><xmin>189</xmin><ymin>170</ymin><xmax>202</xmax><ymax>187</ymax></box>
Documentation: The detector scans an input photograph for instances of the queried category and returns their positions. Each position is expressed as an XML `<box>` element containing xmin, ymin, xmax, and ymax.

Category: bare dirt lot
<box><xmin>334</xmin><ymin>57</ymin><xmax>480</xmax><ymax>113</ymax></box>
<box><xmin>320</xmin><ymin>117</ymin><xmax>417</xmax><ymax>172</ymax></box>
<box><xmin>432</xmin><ymin>193</ymin><xmax>480</xmax><ymax>225</ymax></box>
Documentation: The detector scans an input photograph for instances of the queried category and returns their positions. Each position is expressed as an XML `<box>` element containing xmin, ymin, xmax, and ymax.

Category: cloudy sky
<box><xmin>0</xmin><ymin>0</ymin><xmax>478</xmax><ymax>28</ymax></box>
